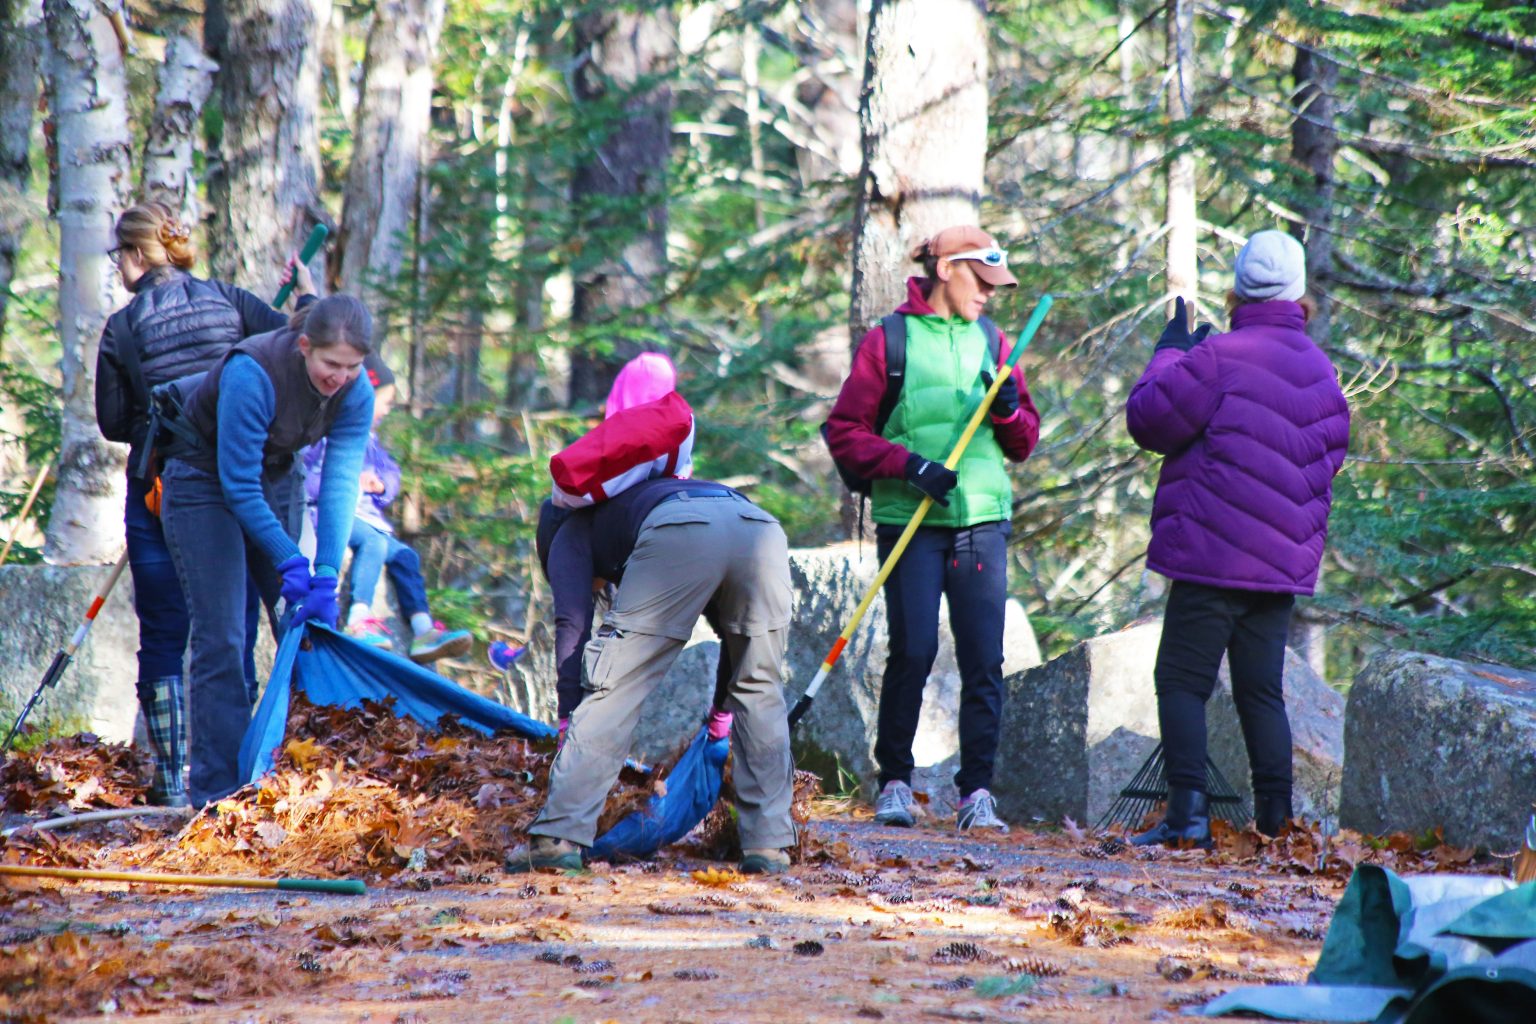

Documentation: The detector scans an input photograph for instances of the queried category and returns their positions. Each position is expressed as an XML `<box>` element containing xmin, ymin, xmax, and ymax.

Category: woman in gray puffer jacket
<box><xmin>1125</xmin><ymin>230</ymin><xmax>1350</xmax><ymax>847</ymax></box>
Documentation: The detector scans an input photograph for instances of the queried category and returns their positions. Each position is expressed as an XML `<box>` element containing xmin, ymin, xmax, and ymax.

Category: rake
<box><xmin>1097</xmin><ymin>742</ymin><xmax>1250</xmax><ymax>831</ymax></box>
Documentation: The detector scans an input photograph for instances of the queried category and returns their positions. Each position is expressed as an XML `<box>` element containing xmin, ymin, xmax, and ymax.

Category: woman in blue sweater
<box><xmin>94</xmin><ymin>200</ymin><xmax>313</xmax><ymax>806</ymax></box>
<box><xmin>160</xmin><ymin>294</ymin><xmax>375</xmax><ymax>807</ymax></box>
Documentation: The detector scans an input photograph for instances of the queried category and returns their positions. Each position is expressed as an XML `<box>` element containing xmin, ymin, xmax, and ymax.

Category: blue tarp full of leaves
<box><xmin>238</xmin><ymin>620</ymin><xmax>554</xmax><ymax>785</ymax></box>
<box><xmin>237</xmin><ymin>620</ymin><xmax>728</xmax><ymax>862</ymax></box>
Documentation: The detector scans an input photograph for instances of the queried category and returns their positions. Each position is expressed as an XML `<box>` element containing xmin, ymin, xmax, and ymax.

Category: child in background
<box><xmin>303</xmin><ymin>361</ymin><xmax>472</xmax><ymax>664</ymax></box>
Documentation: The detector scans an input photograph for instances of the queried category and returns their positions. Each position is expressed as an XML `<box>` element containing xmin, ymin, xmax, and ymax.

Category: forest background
<box><xmin>0</xmin><ymin>0</ymin><xmax>1533</xmax><ymax>695</ymax></box>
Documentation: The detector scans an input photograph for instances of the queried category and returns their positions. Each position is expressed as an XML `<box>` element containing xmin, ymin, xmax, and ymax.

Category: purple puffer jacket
<box><xmin>1126</xmin><ymin>301</ymin><xmax>1350</xmax><ymax>595</ymax></box>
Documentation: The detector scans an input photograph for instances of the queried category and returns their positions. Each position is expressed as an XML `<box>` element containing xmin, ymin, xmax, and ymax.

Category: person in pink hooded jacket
<box><xmin>540</xmin><ymin>352</ymin><xmax>731</xmax><ymax>743</ymax></box>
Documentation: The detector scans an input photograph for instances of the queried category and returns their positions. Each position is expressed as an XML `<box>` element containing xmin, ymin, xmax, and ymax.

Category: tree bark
<box><xmin>141</xmin><ymin>32</ymin><xmax>218</xmax><ymax>222</ymax></box>
<box><xmin>1164</xmin><ymin>0</ymin><xmax>1197</xmax><ymax>312</ymax></box>
<box><xmin>0</xmin><ymin>0</ymin><xmax>43</xmax><ymax>346</ymax></box>
<box><xmin>1291</xmin><ymin>44</ymin><xmax>1337</xmax><ymax>348</ymax></box>
<box><xmin>331</xmin><ymin>0</ymin><xmax>444</xmax><ymax>342</ymax></box>
<box><xmin>566</xmin><ymin>7</ymin><xmax>676</xmax><ymax>408</ymax></box>
<box><xmin>42</xmin><ymin>0</ymin><xmax>131</xmax><ymax>564</ymax></box>
<box><xmin>205</xmin><ymin>0</ymin><xmax>331</xmax><ymax>299</ymax></box>
<box><xmin>849</xmin><ymin>0</ymin><xmax>988</xmax><ymax>343</ymax></box>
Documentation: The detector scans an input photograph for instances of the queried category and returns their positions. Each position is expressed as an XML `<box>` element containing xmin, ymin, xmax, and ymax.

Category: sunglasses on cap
<box><xmin>946</xmin><ymin>247</ymin><xmax>1009</xmax><ymax>268</ymax></box>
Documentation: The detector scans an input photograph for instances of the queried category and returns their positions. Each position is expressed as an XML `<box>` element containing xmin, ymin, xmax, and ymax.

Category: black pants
<box><xmin>874</xmin><ymin>521</ymin><xmax>1008</xmax><ymax>796</ymax></box>
<box><xmin>1155</xmin><ymin>580</ymin><xmax>1295</xmax><ymax>797</ymax></box>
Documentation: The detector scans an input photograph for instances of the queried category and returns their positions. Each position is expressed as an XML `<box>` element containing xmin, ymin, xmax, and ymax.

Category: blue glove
<box><xmin>980</xmin><ymin>370</ymin><xmax>1020</xmax><ymax>419</ymax></box>
<box><xmin>276</xmin><ymin>554</ymin><xmax>312</xmax><ymax>606</ymax></box>
<box><xmin>1156</xmin><ymin>297</ymin><xmax>1213</xmax><ymax>353</ymax></box>
<box><xmin>904</xmin><ymin>453</ymin><xmax>958</xmax><ymax>507</ymax></box>
<box><xmin>292</xmin><ymin>574</ymin><xmax>339</xmax><ymax>629</ymax></box>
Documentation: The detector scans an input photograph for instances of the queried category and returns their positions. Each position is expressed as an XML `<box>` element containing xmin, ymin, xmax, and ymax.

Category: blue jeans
<box><xmin>347</xmin><ymin>520</ymin><xmax>429</xmax><ymax>619</ymax></box>
<box><xmin>160</xmin><ymin>460</ymin><xmax>301</xmax><ymax>806</ymax></box>
<box><xmin>125</xmin><ymin>475</ymin><xmax>260</xmax><ymax>689</ymax></box>
<box><xmin>874</xmin><ymin>520</ymin><xmax>1010</xmax><ymax>797</ymax></box>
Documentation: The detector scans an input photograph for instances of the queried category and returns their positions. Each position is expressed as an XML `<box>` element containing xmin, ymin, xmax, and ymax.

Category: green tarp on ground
<box><xmin>1200</xmin><ymin>864</ymin><xmax>1536</xmax><ymax>1023</ymax></box>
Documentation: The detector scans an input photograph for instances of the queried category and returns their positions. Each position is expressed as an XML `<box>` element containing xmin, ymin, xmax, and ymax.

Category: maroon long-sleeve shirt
<box><xmin>824</xmin><ymin>277</ymin><xmax>1041</xmax><ymax>480</ymax></box>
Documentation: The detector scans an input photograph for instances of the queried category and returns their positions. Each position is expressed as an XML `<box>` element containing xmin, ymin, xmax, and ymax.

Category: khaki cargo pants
<box><xmin>531</xmin><ymin>491</ymin><xmax>796</xmax><ymax>850</ymax></box>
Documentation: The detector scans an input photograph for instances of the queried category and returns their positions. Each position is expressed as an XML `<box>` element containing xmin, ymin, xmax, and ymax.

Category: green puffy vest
<box><xmin>871</xmin><ymin>313</ymin><xmax>1013</xmax><ymax>527</ymax></box>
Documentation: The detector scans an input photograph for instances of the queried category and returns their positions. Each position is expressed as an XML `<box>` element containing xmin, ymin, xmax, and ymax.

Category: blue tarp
<box><xmin>239</xmin><ymin>621</ymin><xmax>555</xmax><ymax>785</ymax></box>
<box><xmin>237</xmin><ymin>620</ymin><xmax>726</xmax><ymax>861</ymax></box>
<box><xmin>589</xmin><ymin>725</ymin><xmax>730</xmax><ymax>862</ymax></box>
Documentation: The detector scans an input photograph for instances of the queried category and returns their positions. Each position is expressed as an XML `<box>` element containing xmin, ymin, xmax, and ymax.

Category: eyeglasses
<box><xmin>106</xmin><ymin>246</ymin><xmax>124</xmax><ymax>266</ymax></box>
<box><xmin>946</xmin><ymin>247</ymin><xmax>1009</xmax><ymax>268</ymax></box>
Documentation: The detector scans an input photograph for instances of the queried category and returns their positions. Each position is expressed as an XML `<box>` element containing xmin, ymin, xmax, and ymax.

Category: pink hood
<box><xmin>605</xmin><ymin>352</ymin><xmax>678</xmax><ymax>417</ymax></box>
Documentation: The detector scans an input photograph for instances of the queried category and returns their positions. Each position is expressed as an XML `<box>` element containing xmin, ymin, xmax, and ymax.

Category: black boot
<box><xmin>1254</xmin><ymin>792</ymin><xmax>1292</xmax><ymax>837</ymax></box>
<box><xmin>1131</xmin><ymin>786</ymin><xmax>1213</xmax><ymax>849</ymax></box>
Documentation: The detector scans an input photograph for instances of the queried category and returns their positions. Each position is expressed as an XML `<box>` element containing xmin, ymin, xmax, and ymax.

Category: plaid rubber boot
<box><xmin>136</xmin><ymin>675</ymin><xmax>189</xmax><ymax>807</ymax></box>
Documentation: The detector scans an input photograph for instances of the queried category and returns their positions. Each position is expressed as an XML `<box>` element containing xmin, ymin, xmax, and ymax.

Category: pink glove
<box><xmin>557</xmin><ymin>718</ymin><xmax>569</xmax><ymax>748</ymax></box>
<box><xmin>706</xmin><ymin>708</ymin><xmax>733</xmax><ymax>741</ymax></box>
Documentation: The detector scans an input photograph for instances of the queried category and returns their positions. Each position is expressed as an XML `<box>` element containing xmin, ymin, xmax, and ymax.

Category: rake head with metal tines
<box><xmin>1097</xmin><ymin>743</ymin><xmax>1250</xmax><ymax>831</ymax></box>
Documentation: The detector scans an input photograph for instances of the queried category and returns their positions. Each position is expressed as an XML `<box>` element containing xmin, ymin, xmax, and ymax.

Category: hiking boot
<box><xmin>409</xmin><ymin>623</ymin><xmax>473</xmax><ymax>664</ymax></box>
<box><xmin>488</xmin><ymin>640</ymin><xmax>526</xmax><ymax>671</ymax></box>
<box><xmin>956</xmin><ymin>789</ymin><xmax>1010</xmax><ymax>834</ymax></box>
<box><xmin>1254</xmin><ymin>791</ymin><xmax>1292</xmax><ymax>838</ymax></box>
<box><xmin>1132</xmin><ymin>786</ymin><xmax>1213</xmax><ymax>849</ymax></box>
<box><xmin>507</xmin><ymin>836</ymin><xmax>585</xmax><ymax>873</ymax></box>
<box><xmin>873</xmin><ymin>780</ymin><xmax>916</xmax><ymax>827</ymax></box>
<box><xmin>740</xmin><ymin>848</ymin><xmax>792</xmax><ymax>875</ymax></box>
<box><xmin>350</xmin><ymin>617</ymin><xmax>394</xmax><ymax>652</ymax></box>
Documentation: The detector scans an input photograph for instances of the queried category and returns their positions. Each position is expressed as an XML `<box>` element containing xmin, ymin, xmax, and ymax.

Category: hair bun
<box><xmin>157</xmin><ymin>220</ymin><xmax>191</xmax><ymax>246</ymax></box>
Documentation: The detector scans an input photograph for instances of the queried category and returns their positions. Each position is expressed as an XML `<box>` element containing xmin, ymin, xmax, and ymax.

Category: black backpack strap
<box><xmin>875</xmin><ymin>313</ymin><xmax>907</xmax><ymax>435</ymax></box>
<box><xmin>977</xmin><ymin>315</ymin><xmax>1003</xmax><ymax>371</ymax></box>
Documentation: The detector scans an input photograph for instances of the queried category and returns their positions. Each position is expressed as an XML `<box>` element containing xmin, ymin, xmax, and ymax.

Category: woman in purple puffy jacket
<box><xmin>1125</xmin><ymin>230</ymin><xmax>1350</xmax><ymax>847</ymax></box>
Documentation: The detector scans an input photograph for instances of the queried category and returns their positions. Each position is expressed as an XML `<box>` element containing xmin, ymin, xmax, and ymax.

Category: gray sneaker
<box><xmin>874</xmin><ymin>780</ymin><xmax>916</xmax><ymax>827</ymax></box>
<box><xmin>956</xmin><ymin>789</ymin><xmax>1009</xmax><ymax>834</ymax></box>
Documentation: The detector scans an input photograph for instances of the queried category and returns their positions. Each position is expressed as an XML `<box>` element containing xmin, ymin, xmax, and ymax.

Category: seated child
<box><xmin>302</xmin><ymin>363</ymin><xmax>472</xmax><ymax>664</ymax></box>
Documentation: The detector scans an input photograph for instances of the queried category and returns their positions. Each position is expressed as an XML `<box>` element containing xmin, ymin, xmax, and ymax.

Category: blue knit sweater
<box><xmin>216</xmin><ymin>355</ymin><xmax>374</xmax><ymax>577</ymax></box>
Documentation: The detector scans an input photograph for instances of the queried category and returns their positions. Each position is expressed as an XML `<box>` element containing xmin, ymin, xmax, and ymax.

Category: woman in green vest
<box><xmin>825</xmin><ymin>225</ymin><xmax>1041</xmax><ymax>833</ymax></box>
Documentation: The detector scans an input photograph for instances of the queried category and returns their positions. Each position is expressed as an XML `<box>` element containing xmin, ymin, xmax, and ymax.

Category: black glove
<box><xmin>904</xmin><ymin>453</ymin><xmax>958</xmax><ymax>507</ymax></box>
<box><xmin>980</xmin><ymin>370</ymin><xmax>1020</xmax><ymax>420</ymax></box>
<box><xmin>1156</xmin><ymin>297</ymin><xmax>1213</xmax><ymax>353</ymax></box>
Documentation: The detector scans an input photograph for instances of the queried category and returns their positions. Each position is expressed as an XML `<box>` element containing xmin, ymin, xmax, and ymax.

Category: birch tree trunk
<box><xmin>205</xmin><ymin>0</ymin><xmax>331</xmax><ymax>298</ymax></box>
<box><xmin>566</xmin><ymin>7</ymin><xmax>676</xmax><ymax>408</ymax></box>
<box><xmin>849</xmin><ymin>0</ymin><xmax>988</xmax><ymax>342</ymax></box>
<box><xmin>1291</xmin><ymin>44</ymin><xmax>1337</xmax><ymax>348</ymax></box>
<box><xmin>1164</xmin><ymin>0</ymin><xmax>1197</xmax><ymax>311</ymax></box>
<box><xmin>42</xmin><ymin>0</ymin><xmax>131</xmax><ymax>564</ymax></box>
<box><xmin>0</xmin><ymin>0</ymin><xmax>43</xmax><ymax>345</ymax></box>
<box><xmin>332</xmin><ymin>0</ymin><xmax>444</xmax><ymax>340</ymax></box>
<box><xmin>141</xmin><ymin>32</ymin><xmax>218</xmax><ymax>222</ymax></box>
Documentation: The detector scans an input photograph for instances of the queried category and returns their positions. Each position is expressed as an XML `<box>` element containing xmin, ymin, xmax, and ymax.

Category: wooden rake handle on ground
<box><xmin>0</xmin><ymin>864</ymin><xmax>366</xmax><ymax>895</ymax></box>
<box><xmin>787</xmin><ymin>294</ymin><xmax>1054</xmax><ymax>729</ymax></box>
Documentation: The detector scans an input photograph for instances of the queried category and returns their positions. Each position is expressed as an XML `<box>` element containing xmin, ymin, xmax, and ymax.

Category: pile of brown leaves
<box><xmin>127</xmin><ymin>694</ymin><xmax>733</xmax><ymax>880</ymax></box>
<box><xmin>0</xmin><ymin>734</ymin><xmax>149</xmax><ymax>814</ymax></box>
